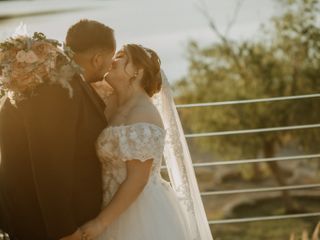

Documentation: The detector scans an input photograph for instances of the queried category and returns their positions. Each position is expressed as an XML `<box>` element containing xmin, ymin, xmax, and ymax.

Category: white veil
<box><xmin>153</xmin><ymin>71</ymin><xmax>213</xmax><ymax>240</ymax></box>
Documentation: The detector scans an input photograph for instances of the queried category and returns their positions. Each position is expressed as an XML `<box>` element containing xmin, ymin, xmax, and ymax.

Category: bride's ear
<box><xmin>136</xmin><ymin>68</ymin><xmax>144</xmax><ymax>80</ymax></box>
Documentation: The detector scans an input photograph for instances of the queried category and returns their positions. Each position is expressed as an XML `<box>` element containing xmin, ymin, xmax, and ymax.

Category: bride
<box><xmin>63</xmin><ymin>44</ymin><xmax>213</xmax><ymax>240</ymax></box>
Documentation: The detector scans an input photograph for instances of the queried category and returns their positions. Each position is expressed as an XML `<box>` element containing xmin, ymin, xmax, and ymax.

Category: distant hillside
<box><xmin>0</xmin><ymin>1</ymin><xmax>103</xmax><ymax>19</ymax></box>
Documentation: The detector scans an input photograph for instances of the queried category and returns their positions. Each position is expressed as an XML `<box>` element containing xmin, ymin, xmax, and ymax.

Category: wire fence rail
<box><xmin>209</xmin><ymin>212</ymin><xmax>320</xmax><ymax>225</ymax></box>
<box><xmin>192</xmin><ymin>153</ymin><xmax>320</xmax><ymax>167</ymax></box>
<box><xmin>185</xmin><ymin>123</ymin><xmax>320</xmax><ymax>138</ymax></box>
<box><xmin>201</xmin><ymin>183</ymin><xmax>320</xmax><ymax>196</ymax></box>
<box><xmin>177</xmin><ymin>92</ymin><xmax>320</xmax><ymax>227</ymax></box>
<box><xmin>160</xmin><ymin>153</ymin><xmax>320</xmax><ymax>169</ymax></box>
<box><xmin>176</xmin><ymin>93</ymin><xmax>320</xmax><ymax>108</ymax></box>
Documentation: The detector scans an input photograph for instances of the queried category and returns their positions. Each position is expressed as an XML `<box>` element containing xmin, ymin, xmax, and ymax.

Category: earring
<box><xmin>129</xmin><ymin>71</ymin><xmax>138</xmax><ymax>85</ymax></box>
<box><xmin>132</xmin><ymin>71</ymin><xmax>139</xmax><ymax>80</ymax></box>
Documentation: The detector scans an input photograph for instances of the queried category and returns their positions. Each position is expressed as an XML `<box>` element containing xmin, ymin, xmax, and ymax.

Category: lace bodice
<box><xmin>96</xmin><ymin>122</ymin><xmax>166</xmax><ymax>206</ymax></box>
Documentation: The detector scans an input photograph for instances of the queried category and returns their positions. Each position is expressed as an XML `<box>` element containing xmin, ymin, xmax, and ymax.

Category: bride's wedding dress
<box><xmin>96</xmin><ymin>122</ymin><xmax>192</xmax><ymax>240</ymax></box>
<box><xmin>94</xmin><ymin>71</ymin><xmax>213</xmax><ymax>240</ymax></box>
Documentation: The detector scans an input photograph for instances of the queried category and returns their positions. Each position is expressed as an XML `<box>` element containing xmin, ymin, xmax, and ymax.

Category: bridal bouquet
<box><xmin>0</xmin><ymin>32</ymin><xmax>82</xmax><ymax>104</ymax></box>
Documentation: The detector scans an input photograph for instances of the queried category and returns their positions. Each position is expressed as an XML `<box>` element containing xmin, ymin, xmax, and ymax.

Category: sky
<box><xmin>0</xmin><ymin>0</ymin><xmax>280</xmax><ymax>81</ymax></box>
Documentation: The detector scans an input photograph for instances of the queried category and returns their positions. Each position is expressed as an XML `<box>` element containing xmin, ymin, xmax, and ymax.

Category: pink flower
<box><xmin>32</xmin><ymin>41</ymin><xmax>56</xmax><ymax>62</ymax></box>
<box><xmin>11</xmin><ymin>71</ymin><xmax>35</xmax><ymax>92</ymax></box>
<box><xmin>25</xmin><ymin>51</ymin><xmax>39</xmax><ymax>64</ymax></box>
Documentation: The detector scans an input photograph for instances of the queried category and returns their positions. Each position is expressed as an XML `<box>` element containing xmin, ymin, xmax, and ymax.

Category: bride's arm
<box><xmin>80</xmin><ymin>159</ymin><xmax>153</xmax><ymax>239</ymax></box>
<box><xmin>74</xmin><ymin>109</ymin><xmax>161</xmax><ymax>239</ymax></box>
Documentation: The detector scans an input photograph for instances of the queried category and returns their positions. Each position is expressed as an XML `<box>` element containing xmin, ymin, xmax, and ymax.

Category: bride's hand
<box><xmin>79</xmin><ymin>217</ymin><xmax>106</xmax><ymax>240</ymax></box>
<box><xmin>59</xmin><ymin>228</ymin><xmax>82</xmax><ymax>240</ymax></box>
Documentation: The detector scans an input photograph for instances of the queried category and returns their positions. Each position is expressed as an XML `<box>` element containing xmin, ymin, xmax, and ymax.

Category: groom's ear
<box><xmin>91</xmin><ymin>52</ymin><xmax>104</xmax><ymax>70</ymax></box>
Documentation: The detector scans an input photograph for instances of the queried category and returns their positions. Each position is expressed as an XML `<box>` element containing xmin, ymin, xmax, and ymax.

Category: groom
<box><xmin>0</xmin><ymin>19</ymin><xmax>115</xmax><ymax>240</ymax></box>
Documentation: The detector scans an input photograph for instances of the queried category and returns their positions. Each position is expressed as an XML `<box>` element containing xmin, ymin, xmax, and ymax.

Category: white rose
<box><xmin>16</xmin><ymin>50</ymin><xmax>38</xmax><ymax>63</ymax></box>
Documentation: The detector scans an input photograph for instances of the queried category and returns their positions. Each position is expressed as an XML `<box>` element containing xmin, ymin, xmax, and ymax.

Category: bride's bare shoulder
<box><xmin>126</xmin><ymin>101</ymin><xmax>164</xmax><ymax>129</ymax></box>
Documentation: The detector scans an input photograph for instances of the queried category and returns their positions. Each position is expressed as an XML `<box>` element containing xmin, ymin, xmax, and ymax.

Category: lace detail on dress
<box><xmin>97</xmin><ymin>122</ymin><xmax>165</xmax><ymax>162</ymax></box>
<box><xmin>96</xmin><ymin>122</ymin><xmax>166</xmax><ymax>207</ymax></box>
<box><xmin>116</xmin><ymin>123</ymin><xmax>165</xmax><ymax>162</ymax></box>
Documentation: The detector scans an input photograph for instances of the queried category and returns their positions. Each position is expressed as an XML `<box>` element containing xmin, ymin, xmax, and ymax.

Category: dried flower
<box><xmin>0</xmin><ymin>32</ymin><xmax>82</xmax><ymax>104</ymax></box>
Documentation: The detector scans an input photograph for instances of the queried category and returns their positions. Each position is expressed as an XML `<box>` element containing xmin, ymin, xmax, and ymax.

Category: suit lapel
<box><xmin>77</xmin><ymin>75</ymin><xmax>107</xmax><ymax>122</ymax></box>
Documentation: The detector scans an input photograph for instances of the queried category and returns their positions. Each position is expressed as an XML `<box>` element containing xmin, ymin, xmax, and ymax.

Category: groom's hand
<box><xmin>59</xmin><ymin>229</ymin><xmax>82</xmax><ymax>240</ymax></box>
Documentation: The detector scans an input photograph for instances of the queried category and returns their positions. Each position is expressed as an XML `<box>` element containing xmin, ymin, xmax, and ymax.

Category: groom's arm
<box><xmin>22</xmin><ymin>84</ymin><xmax>79</xmax><ymax>239</ymax></box>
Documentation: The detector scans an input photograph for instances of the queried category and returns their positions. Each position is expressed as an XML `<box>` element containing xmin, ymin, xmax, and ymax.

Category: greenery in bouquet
<box><xmin>0</xmin><ymin>32</ymin><xmax>82</xmax><ymax>104</ymax></box>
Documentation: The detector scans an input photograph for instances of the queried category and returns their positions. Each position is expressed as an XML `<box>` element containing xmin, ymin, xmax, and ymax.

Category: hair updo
<box><xmin>123</xmin><ymin>44</ymin><xmax>162</xmax><ymax>97</ymax></box>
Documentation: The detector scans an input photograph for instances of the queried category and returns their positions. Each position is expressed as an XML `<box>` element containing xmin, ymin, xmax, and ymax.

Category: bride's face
<box><xmin>104</xmin><ymin>48</ymin><xmax>136</xmax><ymax>90</ymax></box>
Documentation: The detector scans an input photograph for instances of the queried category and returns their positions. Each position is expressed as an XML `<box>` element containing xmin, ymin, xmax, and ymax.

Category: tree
<box><xmin>174</xmin><ymin>0</ymin><xmax>320</xmax><ymax>213</ymax></box>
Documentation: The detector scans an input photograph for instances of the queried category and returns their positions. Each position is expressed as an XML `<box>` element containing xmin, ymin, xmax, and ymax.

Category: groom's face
<box><xmin>90</xmin><ymin>49</ymin><xmax>115</xmax><ymax>82</ymax></box>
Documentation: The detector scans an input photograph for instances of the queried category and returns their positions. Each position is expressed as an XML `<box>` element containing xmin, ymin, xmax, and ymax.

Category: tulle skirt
<box><xmin>98</xmin><ymin>179</ymin><xmax>192</xmax><ymax>240</ymax></box>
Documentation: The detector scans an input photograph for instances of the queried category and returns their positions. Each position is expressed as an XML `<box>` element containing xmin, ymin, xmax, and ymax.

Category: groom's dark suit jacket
<box><xmin>0</xmin><ymin>75</ymin><xmax>107</xmax><ymax>240</ymax></box>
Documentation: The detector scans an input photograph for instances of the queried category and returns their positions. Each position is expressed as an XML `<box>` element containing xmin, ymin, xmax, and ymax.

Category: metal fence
<box><xmin>176</xmin><ymin>93</ymin><xmax>320</xmax><ymax>226</ymax></box>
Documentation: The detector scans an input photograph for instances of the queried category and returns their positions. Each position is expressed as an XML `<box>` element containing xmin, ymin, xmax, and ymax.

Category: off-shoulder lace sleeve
<box><xmin>116</xmin><ymin>123</ymin><xmax>166</xmax><ymax>162</ymax></box>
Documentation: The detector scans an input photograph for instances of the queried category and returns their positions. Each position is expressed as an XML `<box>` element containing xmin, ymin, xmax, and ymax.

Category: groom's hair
<box><xmin>66</xmin><ymin>19</ymin><xmax>115</xmax><ymax>53</ymax></box>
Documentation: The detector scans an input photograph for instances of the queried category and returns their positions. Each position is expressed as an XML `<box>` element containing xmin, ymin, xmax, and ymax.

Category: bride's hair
<box><xmin>124</xmin><ymin>44</ymin><xmax>162</xmax><ymax>97</ymax></box>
